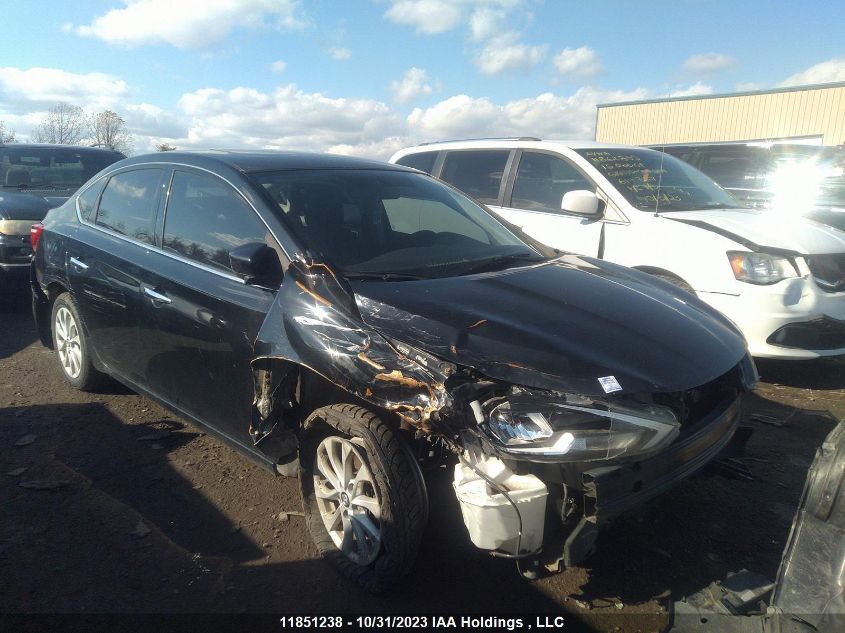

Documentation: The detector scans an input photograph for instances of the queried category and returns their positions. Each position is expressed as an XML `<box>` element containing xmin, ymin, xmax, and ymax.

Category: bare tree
<box><xmin>34</xmin><ymin>103</ymin><xmax>86</xmax><ymax>145</ymax></box>
<box><xmin>156</xmin><ymin>142</ymin><xmax>177</xmax><ymax>152</ymax></box>
<box><xmin>89</xmin><ymin>110</ymin><xmax>132</xmax><ymax>154</ymax></box>
<box><xmin>0</xmin><ymin>120</ymin><xmax>16</xmax><ymax>143</ymax></box>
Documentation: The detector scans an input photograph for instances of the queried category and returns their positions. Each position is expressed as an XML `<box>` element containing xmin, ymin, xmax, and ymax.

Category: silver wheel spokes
<box><xmin>313</xmin><ymin>436</ymin><xmax>382</xmax><ymax>565</ymax></box>
<box><xmin>55</xmin><ymin>306</ymin><xmax>82</xmax><ymax>379</ymax></box>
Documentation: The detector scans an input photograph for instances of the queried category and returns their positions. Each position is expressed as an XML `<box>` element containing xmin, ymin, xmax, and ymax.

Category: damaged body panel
<box><xmin>250</xmin><ymin>258</ymin><xmax>453</xmax><ymax>442</ymax></box>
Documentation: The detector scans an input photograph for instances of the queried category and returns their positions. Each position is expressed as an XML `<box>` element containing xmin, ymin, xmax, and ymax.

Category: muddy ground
<box><xmin>1</xmin><ymin>284</ymin><xmax>844</xmax><ymax>631</ymax></box>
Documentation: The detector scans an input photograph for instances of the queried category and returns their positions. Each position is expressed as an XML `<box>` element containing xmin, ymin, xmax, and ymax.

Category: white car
<box><xmin>390</xmin><ymin>139</ymin><xmax>845</xmax><ymax>360</ymax></box>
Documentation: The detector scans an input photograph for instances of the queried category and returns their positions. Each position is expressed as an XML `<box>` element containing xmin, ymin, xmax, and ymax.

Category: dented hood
<box><xmin>661</xmin><ymin>209</ymin><xmax>845</xmax><ymax>255</ymax></box>
<box><xmin>352</xmin><ymin>255</ymin><xmax>747</xmax><ymax>397</ymax></box>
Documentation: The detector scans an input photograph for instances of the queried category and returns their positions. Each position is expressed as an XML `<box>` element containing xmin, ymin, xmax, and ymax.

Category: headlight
<box><xmin>0</xmin><ymin>220</ymin><xmax>37</xmax><ymax>236</ymax></box>
<box><xmin>483</xmin><ymin>395</ymin><xmax>679</xmax><ymax>462</ymax></box>
<box><xmin>727</xmin><ymin>251</ymin><xmax>798</xmax><ymax>285</ymax></box>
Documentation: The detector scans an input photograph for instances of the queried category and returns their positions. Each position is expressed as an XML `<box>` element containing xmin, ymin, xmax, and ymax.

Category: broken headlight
<box><xmin>483</xmin><ymin>395</ymin><xmax>680</xmax><ymax>462</ymax></box>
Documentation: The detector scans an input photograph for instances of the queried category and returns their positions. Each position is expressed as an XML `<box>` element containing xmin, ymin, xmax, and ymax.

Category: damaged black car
<box><xmin>31</xmin><ymin>151</ymin><xmax>758</xmax><ymax>590</ymax></box>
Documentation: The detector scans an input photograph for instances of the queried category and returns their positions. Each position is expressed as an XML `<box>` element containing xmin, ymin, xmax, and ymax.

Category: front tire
<box><xmin>51</xmin><ymin>293</ymin><xmax>103</xmax><ymax>391</ymax></box>
<box><xmin>299</xmin><ymin>404</ymin><xmax>427</xmax><ymax>592</ymax></box>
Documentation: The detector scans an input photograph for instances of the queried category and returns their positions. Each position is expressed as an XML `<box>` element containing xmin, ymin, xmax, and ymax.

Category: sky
<box><xmin>1</xmin><ymin>0</ymin><xmax>844</xmax><ymax>158</ymax></box>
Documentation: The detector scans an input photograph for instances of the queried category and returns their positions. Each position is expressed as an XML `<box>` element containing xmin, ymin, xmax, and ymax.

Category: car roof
<box><xmin>120</xmin><ymin>150</ymin><xmax>410</xmax><ymax>174</ymax></box>
<box><xmin>396</xmin><ymin>139</ymin><xmax>643</xmax><ymax>154</ymax></box>
<box><xmin>0</xmin><ymin>143</ymin><xmax>125</xmax><ymax>156</ymax></box>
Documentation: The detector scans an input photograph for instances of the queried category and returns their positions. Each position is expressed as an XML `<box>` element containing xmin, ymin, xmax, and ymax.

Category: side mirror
<box><xmin>229</xmin><ymin>242</ymin><xmax>283</xmax><ymax>288</ymax></box>
<box><xmin>561</xmin><ymin>190</ymin><xmax>603</xmax><ymax>217</ymax></box>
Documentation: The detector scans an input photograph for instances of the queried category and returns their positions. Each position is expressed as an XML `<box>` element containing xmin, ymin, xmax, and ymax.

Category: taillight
<box><xmin>30</xmin><ymin>223</ymin><xmax>45</xmax><ymax>251</ymax></box>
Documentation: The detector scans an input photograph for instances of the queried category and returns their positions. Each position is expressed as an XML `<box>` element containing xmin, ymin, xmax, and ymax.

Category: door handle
<box><xmin>143</xmin><ymin>286</ymin><xmax>172</xmax><ymax>305</ymax></box>
<box><xmin>69</xmin><ymin>257</ymin><xmax>89</xmax><ymax>270</ymax></box>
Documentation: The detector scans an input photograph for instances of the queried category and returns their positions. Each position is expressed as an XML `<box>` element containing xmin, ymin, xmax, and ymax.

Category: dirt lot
<box><xmin>1</xmin><ymin>284</ymin><xmax>844</xmax><ymax>631</ymax></box>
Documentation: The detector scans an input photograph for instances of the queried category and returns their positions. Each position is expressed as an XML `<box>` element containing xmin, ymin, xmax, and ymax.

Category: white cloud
<box><xmin>553</xmin><ymin>46</ymin><xmax>602</xmax><ymax>78</ymax></box>
<box><xmin>475</xmin><ymin>33</ymin><xmax>546</xmax><ymax>75</ymax></box>
<box><xmin>735</xmin><ymin>82</ymin><xmax>763</xmax><ymax>92</ymax></box>
<box><xmin>328</xmin><ymin>47</ymin><xmax>352</xmax><ymax>61</ymax></box>
<box><xmin>683</xmin><ymin>52</ymin><xmax>736</xmax><ymax>74</ymax></box>
<box><xmin>383</xmin><ymin>0</ymin><xmax>463</xmax><ymax>35</ymax></box>
<box><xmin>174</xmin><ymin>84</ymin><xmax>404</xmax><ymax>155</ymax></box>
<box><xmin>391</xmin><ymin>67</ymin><xmax>434</xmax><ymax>103</ymax></box>
<box><xmin>468</xmin><ymin>7</ymin><xmax>507</xmax><ymax>42</ymax></box>
<box><xmin>0</xmin><ymin>67</ymin><xmax>129</xmax><ymax>113</ymax></box>
<box><xmin>780</xmin><ymin>57</ymin><xmax>845</xmax><ymax>87</ymax></box>
<box><xmin>271</xmin><ymin>59</ymin><xmax>287</xmax><ymax>73</ymax></box>
<box><xmin>670</xmin><ymin>82</ymin><xmax>713</xmax><ymax>97</ymax></box>
<box><xmin>407</xmin><ymin>86</ymin><xmax>649</xmax><ymax>142</ymax></box>
<box><xmin>73</xmin><ymin>0</ymin><xmax>306</xmax><ymax>49</ymax></box>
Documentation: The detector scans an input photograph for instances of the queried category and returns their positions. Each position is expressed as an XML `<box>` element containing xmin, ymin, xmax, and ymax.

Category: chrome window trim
<box><xmin>74</xmin><ymin>161</ymin><xmax>292</xmax><ymax>284</ymax></box>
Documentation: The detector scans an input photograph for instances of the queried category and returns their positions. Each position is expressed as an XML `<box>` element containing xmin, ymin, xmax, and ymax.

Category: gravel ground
<box><xmin>1</xmin><ymin>285</ymin><xmax>843</xmax><ymax>631</ymax></box>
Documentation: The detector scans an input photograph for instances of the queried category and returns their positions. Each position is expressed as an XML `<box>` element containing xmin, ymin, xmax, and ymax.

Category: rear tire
<box><xmin>51</xmin><ymin>293</ymin><xmax>103</xmax><ymax>391</ymax></box>
<box><xmin>299</xmin><ymin>404</ymin><xmax>427</xmax><ymax>592</ymax></box>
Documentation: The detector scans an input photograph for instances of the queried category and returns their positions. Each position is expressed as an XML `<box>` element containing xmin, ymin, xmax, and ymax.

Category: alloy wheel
<box><xmin>55</xmin><ymin>306</ymin><xmax>82</xmax><ymax>379</ymax></box>
<box><xmin>313</xmin><ymin>436</ymin><xmax>382</xmax><ymax>565</ymax></box>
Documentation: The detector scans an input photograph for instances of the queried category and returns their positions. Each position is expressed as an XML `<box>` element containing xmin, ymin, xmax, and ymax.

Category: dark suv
<box><xmin>652</xmin><ymin>142</ymin><xmax>845</xmax><ymax>231</ymax></box>
<box><xmin>0</xmin><ymin>144</ymin><xmax>124</xmax><ymax>288</ymax></box>
<box><xmin>32</xmin><ymin>151</ymin><xmax>756</xmax><ymax>590</ymax></box>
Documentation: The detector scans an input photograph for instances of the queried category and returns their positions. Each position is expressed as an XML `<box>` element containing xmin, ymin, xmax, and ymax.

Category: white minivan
<box><xmin>390</xmin><ymin>139</ymin><xmax>845</xmax><ymax>359</ymax></box>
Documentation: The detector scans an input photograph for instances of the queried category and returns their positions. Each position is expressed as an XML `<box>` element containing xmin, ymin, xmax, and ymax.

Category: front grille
<box><xmin>767</xmin><ymin>317</ymin><xmax>845</xmax><ymax>351</ymax></box>
<box><xmin>807</xmin><ymin>254</ymin><xmax>845</xmax><ymax>293</ymax></box>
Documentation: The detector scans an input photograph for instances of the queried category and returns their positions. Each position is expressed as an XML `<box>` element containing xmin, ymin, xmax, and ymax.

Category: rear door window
<box><xmin>95</xmin><ymin>169</ymin><xmax>163</xmax><ymax>244</ymax></box>
<box><xmin>162</xmin><ymin>170</ymin><xmax>271</xmax><ymax>273</ymax></box>
<box><xmin>511</xmin><ymin>152</ymin><xmax>593</xmax><ymax>213</ymax></box>
<box><xmin>395</xmin><ymin>151</ymin><xmax>438</xmax><ymax>174</ymax></box>
<box><xmin>440</xmin><ymin>150</ymin><xmax>510</xmax><ymax>204</ymax></box>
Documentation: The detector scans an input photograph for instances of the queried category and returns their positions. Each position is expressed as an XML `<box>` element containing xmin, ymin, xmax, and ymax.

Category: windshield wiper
<box><xmin>344</xmin><ymin>271</ymin><xmax>429</xmax><ymax>281</ymax></box>
<box><xmin>456</xmin><ymin>253</ymin><xmax>543</xmax><ymax>276</ymax></box>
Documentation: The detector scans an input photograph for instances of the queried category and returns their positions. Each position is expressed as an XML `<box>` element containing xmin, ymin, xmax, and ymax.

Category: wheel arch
<box><xmin>632</xmin><ymin>265</ymin><xmax>695</xmax><ymax>291</ymax></box>
<box><xmin>34</xmin><ymin>280</ymin><xmax>70</xmax><ymax>349</ymax></box>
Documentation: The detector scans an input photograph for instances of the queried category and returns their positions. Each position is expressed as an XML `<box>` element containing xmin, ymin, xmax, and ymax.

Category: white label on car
<box><xmin>598</xmin><ymin>375</ymin><xmax>623</xmax><ymax>393</ymax></box>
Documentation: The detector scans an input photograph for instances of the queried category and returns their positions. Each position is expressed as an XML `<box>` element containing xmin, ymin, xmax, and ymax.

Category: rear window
<box><xmin>95</xmin><ymin>169</ymin><xmax>163</xmax><ymax>244</ymax></box>
<box><xmin>440</xmin><ymin>150</ymin><xmax>510</xmax><ymax>205</ymax></box>
<box><xmin>0</xmin><ymin>147</ymin><xmax>123</xmax><ymax>191</ymax></box>
<box><xmin>395</xmin><ymin>151</ymin><xmax>438</xmax><ymax>174</ymax></box>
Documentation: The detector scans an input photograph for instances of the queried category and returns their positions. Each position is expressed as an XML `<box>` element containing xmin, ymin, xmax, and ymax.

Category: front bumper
<box><xmin>581</xmin><ymin>396</ymin><xmax>741</xmax><ymax>521</ymax></box>
<box><xmin>699</xmin><ymin>277</ymin><xmax>845</xmax><ymax>359</ymax></box>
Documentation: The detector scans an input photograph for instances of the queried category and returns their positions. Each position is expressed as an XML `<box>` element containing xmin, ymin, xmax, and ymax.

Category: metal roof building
<box><xmin>595</xmin><ymin>81</ymin><xmax>845</xmax><ymax>147</ymax></box>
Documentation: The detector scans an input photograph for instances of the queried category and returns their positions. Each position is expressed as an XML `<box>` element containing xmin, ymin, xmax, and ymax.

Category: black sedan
<box><xmin>31</xmin><ymin>150</ymin><xmax>756</xmax><ymax>590</ymax></box>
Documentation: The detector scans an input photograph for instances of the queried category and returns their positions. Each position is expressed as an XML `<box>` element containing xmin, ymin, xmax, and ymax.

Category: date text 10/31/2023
<box><xmin>278</xmin><ymin>616</ymin><xmax>569</xmax><ymax>630</ymax></box>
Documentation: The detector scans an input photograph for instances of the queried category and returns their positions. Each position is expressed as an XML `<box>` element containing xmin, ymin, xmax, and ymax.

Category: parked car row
<box><xmin>31</xmin><ymin>148</ymin><xmax>758</xmax><ymax>590</ymax></box>
<box><xmin>390</xmin><ymin>139</ymin><xmax>845</xmax><ymax>360</ymax></box>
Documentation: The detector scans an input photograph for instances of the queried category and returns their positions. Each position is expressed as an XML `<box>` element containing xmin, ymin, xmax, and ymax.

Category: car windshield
<box><xmin>576</xmin><ymin>148</ymin><xmax>739</xmax><ymax>212</ymax></box>
<box><xmin>0</xmin><ymin>147</ymin><xmax>122</xmax><ymax>191</ymax></box>
<box><xmin>249</xmin><ymin>168</ymin><xmax>544</xmax><ymax>278</ymax></box>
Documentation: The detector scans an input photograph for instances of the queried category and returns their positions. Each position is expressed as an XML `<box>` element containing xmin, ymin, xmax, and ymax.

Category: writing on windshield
<box><xmin>577</xmin><ymin>148</ymin><xmax>737</xmax><ymax>211</ymax></box>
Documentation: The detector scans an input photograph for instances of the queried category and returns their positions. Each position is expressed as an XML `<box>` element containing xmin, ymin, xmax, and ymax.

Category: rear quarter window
<box><xmin>395</xmin><ymin>151</ymin><xmax>438</xmax><ymax>175</ymax></box>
